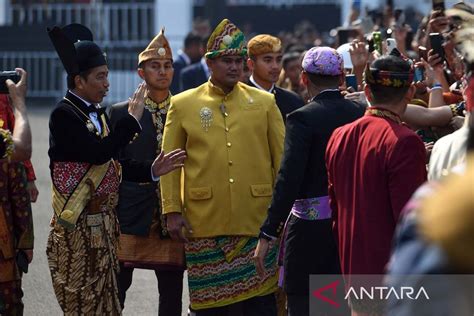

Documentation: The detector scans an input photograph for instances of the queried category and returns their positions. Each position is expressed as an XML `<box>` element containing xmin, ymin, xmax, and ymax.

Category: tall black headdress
<box><xmin>47</xmin><ymin>23</ymin><xmax>107</xmax><ymax>76</ymax></box>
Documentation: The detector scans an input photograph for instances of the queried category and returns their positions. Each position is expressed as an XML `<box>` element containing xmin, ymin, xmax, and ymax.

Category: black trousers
<box><xmin>117</xmin><ymin>263</ymin><xmax>184</xmax><ymax>316</ymax></box>
<box><xmin>192</xmin><ymin>293</ymin><xmax>277</xmax><ymax>316</ymax></box>
<box><xmin>287</xmin><ymin>294</ymin><xmax>308</xmax><ymax>316</ymax></box>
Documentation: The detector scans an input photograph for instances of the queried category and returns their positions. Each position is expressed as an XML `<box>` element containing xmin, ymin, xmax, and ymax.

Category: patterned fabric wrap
<box><xmin>291</xmin><ymin>196</ymin><xmax>332</xmax><ymax>220</ymax></box>
<box><xmin>118</xmin><ymin>233</ymin><xmax>185</xmax><ymax>270</ymax></box>
<box><xmin>205</xmin><ymin>19</ymin><xmax>247</xmax><ymax>59</ymax></box>
<box><xmin>185</xmin><ymin>236</ymin><xmax>279</xmax><ymax>310</ymax></box>
<box><xmin>364</xmin><ymin>64</ymin><xmax>414</xmax><ymax>88</ymax></box>
<box><xmin>0</xmin><ymin>128</ymin><xmax>13</xmax><ymax>160</ymax></box>
<box><xmin>0</xmin><ymin>96</ymin><xmax>36</xmax><ymax>181</ymax></box>
<box><xmin>302</xmin><ymin>47</ymin><xmax>344</xmax><ymax>76</ymax></box>
<box><xmin>46</xmin><ymin>161</ymin><xmax>122</xmax><ymax>315</ymax></box>
<box><xmin>0</xmin><ymin>162</ymin><xmax>32</xmax><ymax>284</ymax></box>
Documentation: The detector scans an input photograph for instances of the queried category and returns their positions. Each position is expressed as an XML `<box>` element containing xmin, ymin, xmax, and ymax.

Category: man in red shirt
<box><xmin>325</xmin><ymin>52</ymin><xmax>427</xmax><ymax>297</ymax></box>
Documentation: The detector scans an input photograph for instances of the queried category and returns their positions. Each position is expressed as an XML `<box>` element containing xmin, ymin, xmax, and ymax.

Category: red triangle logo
<box><xmin>312</xmin><ymin>280</ymin><xmax>341</xmax><ymax>308</ymax></box>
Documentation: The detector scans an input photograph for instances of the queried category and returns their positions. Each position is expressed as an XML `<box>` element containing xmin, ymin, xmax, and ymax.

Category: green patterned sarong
<box><xmin>186</xmin><ymin>236</ymin><xmax>279</xmax><ymax>310</ymax></box>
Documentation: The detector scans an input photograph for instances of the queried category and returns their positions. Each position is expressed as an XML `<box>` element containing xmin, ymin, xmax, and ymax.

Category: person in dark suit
<box><xmin>246</xmin><ymin>34</ymin><xmax>304</xmax><ymax>123</ymax></box>
<box><xmin>109</xmin><ymin>29</ymin><xmax>185</xmax><ymax>316</ymax></box>
<box><xmin>254</xmin><ymin>47</ymin><xmax>365</xmax><ymax>316</ymax></box>
<box><xmin>179</xmin><ymin>57</ymin><xmax>210</xmax><ymax>91</ymax></box>
<box><xmin>170</xmin><ymin>32</ymin><xmax>204</xmax><ymax>94</ymax></box>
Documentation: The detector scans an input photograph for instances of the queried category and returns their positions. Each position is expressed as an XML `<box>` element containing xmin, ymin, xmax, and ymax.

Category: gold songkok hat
<box><xmin>138</xmin><ymin>28</ymin><xmax>173</xmax><ymax>65</ymax></box>
<box><xmin>247</xmin><ymin>34</ymin><xmax>282</xmax><ymax>58</ymax></box>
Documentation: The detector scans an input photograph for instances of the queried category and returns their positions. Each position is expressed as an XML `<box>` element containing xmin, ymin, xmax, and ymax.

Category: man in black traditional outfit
<box><xmin>46</xmin><ymin>23</ymin><xmax>185</xmax><ymax>315</ymax></box>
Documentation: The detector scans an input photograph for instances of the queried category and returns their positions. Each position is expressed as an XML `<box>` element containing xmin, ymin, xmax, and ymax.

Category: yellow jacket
<box><xmin>160</xmin><ymin>81</ymin><xmax>285</xmax><ymax>237</ymax></box>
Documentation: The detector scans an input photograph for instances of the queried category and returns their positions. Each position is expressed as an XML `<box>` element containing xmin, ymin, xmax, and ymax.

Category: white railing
<box><xmin>1</xmin><ymin>51</ymin><xmax>63</xmax><ymax>98</ymax></box>
<box><xmin>1</xmin><ymin>51</ymin><xmax>140</xmax><ymax>103</ymax></box>
<box><xmin>8</xmin><ymin>3</ymin><xmax>155</xmax><ymax>48</ymax></box>
<box><xmin>194</xmin><ymin>0</ymin><xmax>337</xmax><ymax>6</ymax></box>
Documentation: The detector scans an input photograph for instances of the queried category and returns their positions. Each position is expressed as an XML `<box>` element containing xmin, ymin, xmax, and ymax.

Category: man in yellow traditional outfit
<box><xmin>109</xmin><ymin>29</ymin><xmax>185</xmax><ymax>316</ymax></box>
<box><xmin>161</xmin><ymin>19</ymin><xmax>285</xmax><ymax>315</ymax></box>
<box><xmin>46</xmin><ymin>23</ymin><xmax>185</xmax><ymax>315</ymax></box>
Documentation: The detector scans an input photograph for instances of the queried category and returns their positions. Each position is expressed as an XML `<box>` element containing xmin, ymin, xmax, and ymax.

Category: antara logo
<box><xmin>312</xmin><ymin>280</ymin><xmax>430</xmax><ymax>308</ymax></box>
<box><xmin>312</xmin><ymin>280</ymin><xmax>341</xmax><ymax>308</ymax></box>
<box><xmin>345</xmin><ymin>286</ymin><xmax>430</xmax><ymax>300</ymax></box>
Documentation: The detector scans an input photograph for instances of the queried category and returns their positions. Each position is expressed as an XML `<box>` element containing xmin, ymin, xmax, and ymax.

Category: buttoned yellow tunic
<box><xmin>160</xmin><ymin>81</ymin><xmax>285</xmax><ymax>237</ymax></box>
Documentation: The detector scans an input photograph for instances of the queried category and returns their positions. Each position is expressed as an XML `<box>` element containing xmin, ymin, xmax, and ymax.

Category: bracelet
<box><xmin>431</xmin><ymin>83</ymin><xmax>442</xmax><ymax>89</ymax></box>
<box><xmin>430</xmin><ymin>86</ymin><xmax>442</xmax><ymax>92</ymax></box>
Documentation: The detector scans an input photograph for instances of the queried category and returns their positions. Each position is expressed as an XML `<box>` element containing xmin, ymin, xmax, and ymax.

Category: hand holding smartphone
<box><xmin>386</xmin><ymin>38</ymin><xmax>397</xmax><ymax>54</ymax></box>
<box><xmin>345</xmin><ymin>74</ymin><xmax>358</xmax><ymax>92</ymax></box>
<box><xmin>418</xmin><ymin>46</ymin><xmax>427</xmax><ymax>61</ymax></box>
<box><xmin>414</xmin><ymin>67</ymin><xmax>425</xmax><ymax>82</ymax></box>
<box><xmin>429</xmin><ymin>33</ymin><xmax>445</xmax><ymax>61</ymax></box>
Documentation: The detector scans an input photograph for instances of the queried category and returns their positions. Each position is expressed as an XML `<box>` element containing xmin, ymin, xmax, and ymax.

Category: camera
<box><xmin>0</xmin><ymin>71</ymin><xmax>21</xmax><ymax>94</ymax></box>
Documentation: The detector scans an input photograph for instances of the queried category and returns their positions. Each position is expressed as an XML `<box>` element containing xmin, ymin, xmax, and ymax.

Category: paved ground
<box><xmin>22</xmin><ymin>104</ymin><xmax>189</xmax><ymax>315</ymax></box>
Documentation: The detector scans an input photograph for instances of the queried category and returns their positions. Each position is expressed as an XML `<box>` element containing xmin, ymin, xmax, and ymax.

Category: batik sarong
<box><xmin>46</xmin><ymin>161</ymin><xmax>121</xmax><ymax>315</ymax></box>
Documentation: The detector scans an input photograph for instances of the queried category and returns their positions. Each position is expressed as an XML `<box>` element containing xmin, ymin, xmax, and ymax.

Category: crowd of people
<box><xmin>0</xmin><ymin>1</ymin><xmax>473</xmax><ymax>316</ymax></box>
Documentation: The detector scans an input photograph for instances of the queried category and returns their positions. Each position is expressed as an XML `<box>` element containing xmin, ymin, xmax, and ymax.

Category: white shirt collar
<box><xmin>249</xmin><ymin>75</ymin><xmax>275</xmax><ymax>93</ymax></box>
<box><xmin>201</xmin><ymin>57</ymin><xmax>210</xmax><ymax>78</ymax></box>
<box><xmin>69</xmin><ymin>90</ymin><xmax>93</xmax><ymax>108</ymax></box>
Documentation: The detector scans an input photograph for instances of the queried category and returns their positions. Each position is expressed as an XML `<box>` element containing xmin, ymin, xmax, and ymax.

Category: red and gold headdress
<box><xmin>364</xmin><ymin>49</ymin><xmax>414</xmax><ymax>88</ymax></box>
<box><xmin>364</xmin><ymin>65</ymin><xmax>414</xmax><ymax>88</ymax></box>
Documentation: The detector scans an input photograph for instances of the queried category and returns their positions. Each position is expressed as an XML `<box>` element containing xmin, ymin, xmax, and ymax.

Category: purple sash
<box><xmin>291</xmin><ymin>196</ymin><xmax>332</xmax><ymax>220</ymax></box>
<box><xmin>278</xmin><ymin>196</ymin><xmax>332</xmax><ymax>287</ymax></box>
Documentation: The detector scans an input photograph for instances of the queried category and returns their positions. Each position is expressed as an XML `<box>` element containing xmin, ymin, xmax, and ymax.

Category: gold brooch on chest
<box><xmin>200</xmin><ymin>107</ymin><xmax>213</xmax><ymax>132</ymax></box>
<box><xmin>86</xmin><ymin>120</ymin><xmax>95</xmax><ymax>133</ymax></box>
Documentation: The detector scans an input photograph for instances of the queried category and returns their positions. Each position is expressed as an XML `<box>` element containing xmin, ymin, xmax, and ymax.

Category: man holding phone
<box><xmin>0</xmin><ymin>69</ymin><xmax>31</xmax><ymax>161</ymax></box>
<box><xmin>0</xmin><ymin>68</ymin><xmax>34</xmax><ymax>316</ymax></box>
<box><xmin>0</xmin><ymin>70</ymin><xmax>39</xmax><ymax>204</ymax></box>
